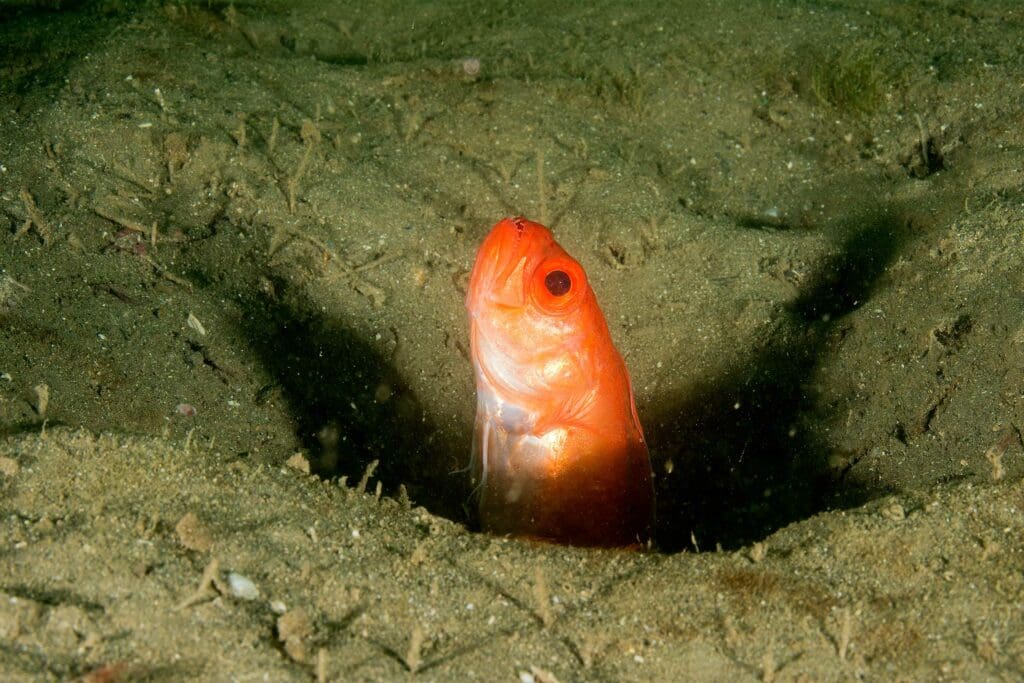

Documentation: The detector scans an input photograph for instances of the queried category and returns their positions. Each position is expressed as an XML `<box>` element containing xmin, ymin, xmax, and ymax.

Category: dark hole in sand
<box><xmin>226</xmin><ymin>204</ymin><xmax>909</xmax><ymax>554</ymax></box>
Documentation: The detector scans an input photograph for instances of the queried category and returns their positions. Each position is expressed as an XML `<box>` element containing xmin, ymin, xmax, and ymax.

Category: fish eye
<box><xmin>544</xmin><ymin>270</ymin><xmax>571</xmax><ymax>296</ymax></box>
<box><xmin>531</xmin><ymin>257</ymin><xmax>585</xmax><ymax>314</ymax></box>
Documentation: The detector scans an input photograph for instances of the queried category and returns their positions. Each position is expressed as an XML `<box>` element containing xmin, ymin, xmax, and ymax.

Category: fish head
<box><xmin>466</xmin><ymin>216</ymin><xmax>603</xmax><ymax>406</ymax></box>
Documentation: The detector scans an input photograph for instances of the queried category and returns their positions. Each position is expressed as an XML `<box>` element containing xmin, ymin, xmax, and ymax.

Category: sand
<box><xmin>1</xmin><ymin>0</ymin><xmax>1022</xmax><ymax>680</ymax></box>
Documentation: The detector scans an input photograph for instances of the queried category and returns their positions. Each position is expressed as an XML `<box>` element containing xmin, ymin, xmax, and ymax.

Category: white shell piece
<box><xmin>227</xmin><ymin>572</ymin><xmax>260</xmax><ymax>600</ymax></box>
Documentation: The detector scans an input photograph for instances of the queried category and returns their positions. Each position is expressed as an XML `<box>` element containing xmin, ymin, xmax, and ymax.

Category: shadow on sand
<box><xmin>649</xmin><ymin>206</ymin><xmax>910</xmax><ymax>551</ymax></box>
<box><xmin>234</xmin><ymin>272</ymin><xmax>471</xmax><ymax>524</ymax></box>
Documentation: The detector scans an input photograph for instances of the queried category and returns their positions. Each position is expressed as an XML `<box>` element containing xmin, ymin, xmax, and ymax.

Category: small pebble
<box><xmin>175</xmin><ymin>512</ymin><xmax>213</xmax><ymax>552</ymax></box>
<box><xmin>286</xmin><ymin>452</ymin><xmax>311</xmax><ymax>475</ymax></box>
<box><xmin>0</xmin><ymin>457</ymin><xmax>18</xmax><ymax>477</ymax></box>
<box><xmin>227</xmin><ymin>572</ymin><xmax>260</xmax><ymax>600</ymax></box>
<box><xmin>461</xmin><ymin>57</ymin><xmax>481</xmax><ymax>77</ymax></box>
<box><xmin>881</xmin><ymin>500</ymin><xmax>906</xmax><ymax>521</ymax></box>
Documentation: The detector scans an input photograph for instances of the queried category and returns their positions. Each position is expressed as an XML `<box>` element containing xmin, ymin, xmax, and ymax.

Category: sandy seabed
<box><xmin>1</xmin><ymin>1</ymin><xmax>1023</xmax><ymax>680</ymax></box>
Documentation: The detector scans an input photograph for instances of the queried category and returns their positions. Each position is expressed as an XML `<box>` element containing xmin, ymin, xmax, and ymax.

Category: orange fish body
<box><xmin>466</xmin><ymin>217</ymin><xmax>654</xmax><ymax>546</ymax></box>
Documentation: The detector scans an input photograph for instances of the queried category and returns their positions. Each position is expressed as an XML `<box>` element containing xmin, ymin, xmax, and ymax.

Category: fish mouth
<box><xmin>485</xmin><ymin>218</ymin><xmax>532</xmax><ymax>282</ymax></box>
<box><xmin>469</xmin><ymin>217</ymin><xmax>552</xmax><ymax>309</ymax></box>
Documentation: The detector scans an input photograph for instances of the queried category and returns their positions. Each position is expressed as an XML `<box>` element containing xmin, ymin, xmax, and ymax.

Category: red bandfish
<box><xmin>466</xmin><ymin>216</ymin><xmax>654</xmax><ymax>546</ymax></box>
